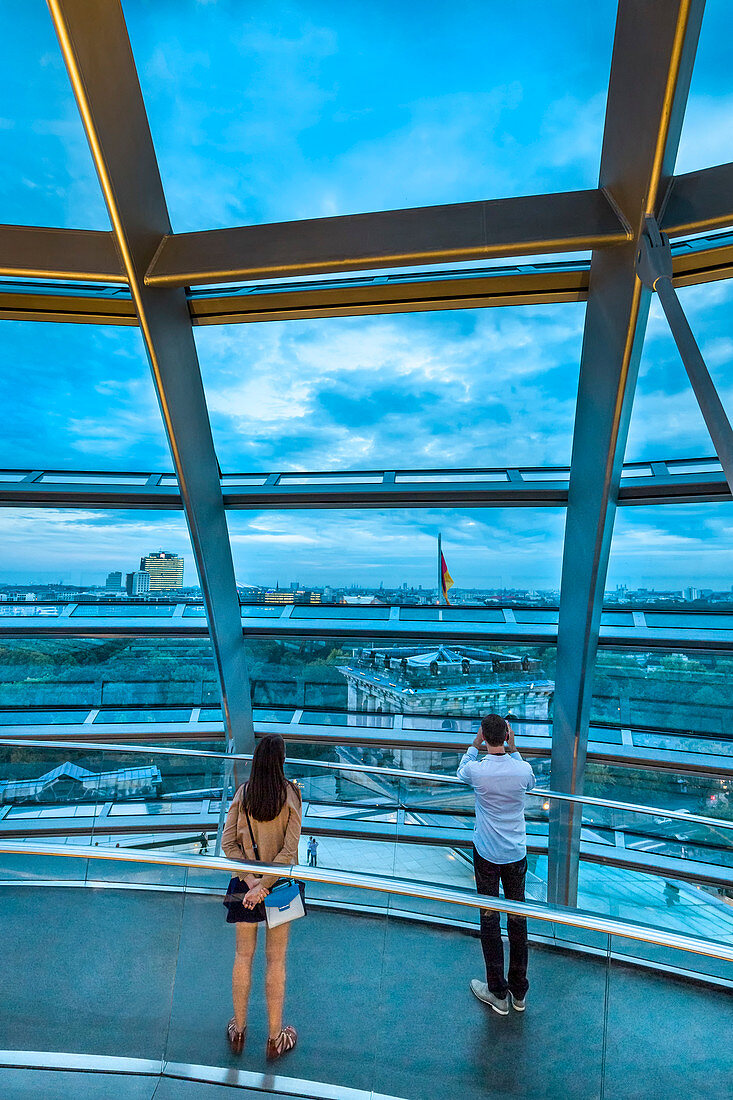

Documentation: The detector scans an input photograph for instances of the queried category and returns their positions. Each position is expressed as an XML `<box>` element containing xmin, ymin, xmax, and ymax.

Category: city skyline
<box><xmin>0</xmin><ymin>497</ymin><xmax>731</xmax><ymax>591</ymax></box>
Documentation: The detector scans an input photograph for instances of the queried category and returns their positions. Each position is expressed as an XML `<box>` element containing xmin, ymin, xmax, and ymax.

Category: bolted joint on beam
<box><xmin>636</xmin><ymin>216</ymin><xmax>673</xmax><ymax>290</ymax></box>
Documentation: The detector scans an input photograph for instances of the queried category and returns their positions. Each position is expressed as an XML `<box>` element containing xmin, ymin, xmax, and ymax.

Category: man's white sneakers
<box><xmin>470</xmin><ymin>979</ymin><xmax>509</xmax><ymax>1015</ymax></box>
<box><xmin>511</xmin><ymin>992</ymin><xmax>526</xmax><ymax>1011</ymax></box>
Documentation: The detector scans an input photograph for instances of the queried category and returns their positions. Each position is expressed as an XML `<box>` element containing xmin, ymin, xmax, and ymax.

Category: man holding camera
<box><xmin>457</xmin><ymin>713</ymin><xmax>535</xmax><ymax>1015</ymax></box>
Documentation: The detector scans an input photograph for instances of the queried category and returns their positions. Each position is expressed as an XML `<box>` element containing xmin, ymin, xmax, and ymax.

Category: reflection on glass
<box><xmin>0</xmin><ymin>637</ymin><xmax>218</xmax><ymax>709</ymax></box>
<box><xmin>591</xmin><ymin>646</ymin><xmax>733</xmax><ymax>738</ymax></box>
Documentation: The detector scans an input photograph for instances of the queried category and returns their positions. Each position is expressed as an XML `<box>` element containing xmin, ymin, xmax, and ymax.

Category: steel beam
<box><xmin>662</xmin><ymin>161</ymin><xmax>733</xmax><ymax>235</ymax></box>
<box><xmin>0</xmin><ymin>225</ymin><xmax>124</xmax><ymax>282</ymax></box>
<box><xmin>144</xmin><ymin>189</ymin><xmax>628</xmax><ymax>288</ymax></box>
<box><xmin>47</xmin><ymin>0</ymin><xmax>255</xmax><ymax>757</ymax></box>
<box><xmin>2</xmin><ymin>229</ymin><xmax>733</xmax><ymax>327</ymax></box>
<box><xmin>548</xmin><ymin>0</ymin><xmax>706</xmax><ymax>908</ymax></box>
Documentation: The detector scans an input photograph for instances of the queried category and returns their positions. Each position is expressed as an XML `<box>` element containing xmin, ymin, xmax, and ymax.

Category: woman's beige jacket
<box><xmin>222</xmin><ymin>782</ymin><xmax>302</xmax><ymax>889</ymax></box>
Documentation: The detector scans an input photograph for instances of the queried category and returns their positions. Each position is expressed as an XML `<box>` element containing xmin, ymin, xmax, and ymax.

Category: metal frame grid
<box><xmin>1</xmin><ymin>1</ymin><xmax>732</xmax><ymax>908</ymax></box>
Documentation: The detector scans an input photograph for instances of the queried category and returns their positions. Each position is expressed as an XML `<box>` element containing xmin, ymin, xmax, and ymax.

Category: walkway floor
<box><xmin>1</xmin><ymin>884</ymin><xmax>732</xmax><ymax>1099</ymax></box>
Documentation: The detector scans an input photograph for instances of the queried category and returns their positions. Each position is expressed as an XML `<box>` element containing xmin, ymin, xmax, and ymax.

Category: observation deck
<box><xmin>1</xmin><ymin>856</ymin><xmax>732</xmax><ymax>1100</ymax></box>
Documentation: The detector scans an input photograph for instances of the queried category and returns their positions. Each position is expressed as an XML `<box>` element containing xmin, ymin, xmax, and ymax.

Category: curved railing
<box><xmin>2</xmin><ymin>734</ymin><xmax>732</xmax><ymax>967</ymax></box>
<box><xmin>1</xmin><ymin>838</ymin><xmax>731</xmax><ymax>964</ymax></box>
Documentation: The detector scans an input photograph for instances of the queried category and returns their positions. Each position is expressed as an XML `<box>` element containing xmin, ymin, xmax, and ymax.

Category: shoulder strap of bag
<box><xmin>241</xmin><ymin>785</ymin><xmax>260</xmax><ymax>860</ymax></box>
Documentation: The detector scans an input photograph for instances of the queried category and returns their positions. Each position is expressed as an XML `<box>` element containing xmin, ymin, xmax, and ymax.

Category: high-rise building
<box><xmin>126</xmin><ymin>570</ymin><xmax>150</xmax><ymax>596</ymax></box>
<box><xmin>105</xmin><ymin>570</ymin><xmax>123</xmax><ymax>592</ymax></box>
<box><xmin>140</xmin><ymin>551</ymin><xmax>184</xmax><ymax>591</ymax></box>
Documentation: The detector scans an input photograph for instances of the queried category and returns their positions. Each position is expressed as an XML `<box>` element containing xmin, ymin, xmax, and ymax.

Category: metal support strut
<box><xmin>636</xmin><ymin>216</ymin><xmax>733</xmax><ymax>492</ymax></box>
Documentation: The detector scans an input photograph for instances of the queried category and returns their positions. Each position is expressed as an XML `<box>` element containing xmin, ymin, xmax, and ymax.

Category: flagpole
<box><xmin>437</xmin><ymin>531</ymin><xmax>443</xmax><ymax>605</ymax></box>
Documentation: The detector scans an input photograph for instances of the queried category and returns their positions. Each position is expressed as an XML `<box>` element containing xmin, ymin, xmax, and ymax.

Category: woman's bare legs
<box><xmin>232</xmin><ymin>922</ymin><xmax>258</xmax><ymax>1031</ymax></box>
<box><xmin>265</xmin><ymin>923</ymin><xmax>290</xmax><ymax>1038</ymax></box>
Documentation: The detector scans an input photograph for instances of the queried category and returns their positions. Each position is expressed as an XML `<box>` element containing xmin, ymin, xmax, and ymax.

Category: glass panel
<box><xmin>605</xmin><ymin>502</ymin><xmax>733</xmax><ymax>608</ymax></box>
<box><xmin>39</xmin><ymin>474</ymin><xmax>153</xmax><ymax>485</ymax></box>
<box><xmin>0</xmin><ymin>506</ymin><xmax>194</xmax><ymax>598</ymax></box>
<box><xmin>93</xmin><ymin>707</ymin><xmax>193</xmax><ymax>724</ymax></box>
<box><xmin>219</xmin><ymin>474</ymin><xmax>268</xmax><ymax>485</ymax></box>
<box><xmin>0</xmin><ymin>637</ymin><xmax>218</xmax><ymax>708</ymax></box>
<box><xmin>513</xmin><ymin>608</ymin><xmax>559</xmax><ymax>623</ymax></box>
<box><xmin>126</xmin><ymin>1</ymin><xmax>616</xmax><ymax>230</ymax></box>
<box><xmin>225</xmin><ymin>507</ymin><xmax>565</xmax><ymax>597</ymax></box>
<box><xmin>676</xmin><ymin>0</ymin><xmax>733</xmax><ymax>173</ymax></box>
<box><xmin>195</xmin><ymin>308</ymin><xmax>584</xmax><ymax>473</ymax></box>
<box><xmin>591</xmin><ymin>646</ymin><xmax>733</xmax><ymax>739</ymax></box>
<box><xmin>395</xmin><ymin>471</ymin><xmax>510</xmax><ymax>483</ymax></box>
<box><xmin>0</xmin><ymin>322</ymin><xmax>171</xmax><ymax>470</ymax></box>
<box><xmin>603</xmin><ymin>937</ymin><xmax>733</xmax><ymax>1099</ymax></box>
<box><xmin>279</xmin><ymin>473</ymin><xmax>385</xmax><ymax>485</ymax></box>
<box><xmin>0</xmin><ymin>5</ymin><xmax>109</xmax><ymax>228</ymax></box>
<box><xmin>667</xmin><ymin>459</ymin><xmax>724</xmax><ymax>475</ymax></box>
<box><xmin>625</xmin><ymin>284</ymin><xmax>733</xmax><ymax>464</ymax></box>
<box><xmin>71</xmin><ymin>604</ymin><xmax>177</xmax><ymax>617</ymax></box>
<box><xmin>0</xmin><ymin>708</ymin><xmax>88</xmax><ymax>725</ymax></box>
<box><xmin>244</xmin><ymin>637</ymin><xmax>557</xmax><ymax>748</ymax></box>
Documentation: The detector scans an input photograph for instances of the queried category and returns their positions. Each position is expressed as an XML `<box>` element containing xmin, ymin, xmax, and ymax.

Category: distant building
<box><xmin>126</xmin><ymin>569</ymin><xmax>151</xmax><ymax>596</ymax></box>
<box><xmin>105</xmin><ymin>570</ymin><xmax>123</xmax><ymax>592</ymax></box>
<box><xmin>340</xmin><ymin>644</ymin><xmax>553</xmax><ymax>772</ymax></box>
<box><xmin>683</xmin><ymin>586</ymin><xmax>700</xmax><ymax>601</ymax></box>
<box><xmin>140</xmin><ymin>551</ymin><xmax>184</xmax><ymax>591</ymax></box>
<box><xmin>264</xmin><ymin>588</ymin><xmax>322</xmax><ymax>605</ymax></box>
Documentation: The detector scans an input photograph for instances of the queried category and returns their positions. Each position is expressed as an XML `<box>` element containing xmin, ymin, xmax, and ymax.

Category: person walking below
<box><xmin>222</xmin><ymin>734</ymin><xmax>302</xmax><ymax>1059</ymax></box>
<box><xmin>306</xmin><ymin>836</ymin><xmax>318</xmax><ymax>867</ymax></box>
<box><xmin>458</xmin><ymin>714</ymin><xmax>535</xmax><ymax>1015</ymax></box>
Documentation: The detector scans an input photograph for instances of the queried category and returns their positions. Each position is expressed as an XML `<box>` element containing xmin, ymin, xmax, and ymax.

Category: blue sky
<box><xmin>0</xmin><ymin>1</ymin><xmax>731</xmax><ymax>589</ymax></box>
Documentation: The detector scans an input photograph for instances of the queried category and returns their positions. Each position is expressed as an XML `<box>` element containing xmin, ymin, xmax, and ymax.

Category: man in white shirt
<box><xmin>457</xmin><ymin>713</ymin><xmax>535</xmax><ymax>1015</ymax></box>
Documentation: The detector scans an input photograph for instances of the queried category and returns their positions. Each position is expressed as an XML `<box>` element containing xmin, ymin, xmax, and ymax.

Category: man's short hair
<box><xmin>481</xmin><ymin>713</ymin><xmax>508</xmax><ymax>747</ymax></box>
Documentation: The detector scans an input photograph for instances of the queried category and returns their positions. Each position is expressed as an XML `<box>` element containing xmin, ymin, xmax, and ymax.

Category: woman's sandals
<box><xmin>266</xmin><ymin>1024</ymin><xmax>297</xmax><ymax>1060</ymax></box>
<box><xmin>226</xmin><ymin>1018</ymin><xmax>246</xmax><ymax>1054</ymax></box>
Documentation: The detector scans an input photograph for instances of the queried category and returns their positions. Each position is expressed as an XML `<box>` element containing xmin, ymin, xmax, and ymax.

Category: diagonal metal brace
<box><xmin>636</xmin><ymin>216</ymin><xmax>733</xmax><ymax>494</ymax></box>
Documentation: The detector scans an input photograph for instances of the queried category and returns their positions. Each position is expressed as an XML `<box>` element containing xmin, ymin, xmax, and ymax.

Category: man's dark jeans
<box><xmin>472</xmin><ymin>845</ymin><xmax>529</xmax><ymax>1000</ymax></box>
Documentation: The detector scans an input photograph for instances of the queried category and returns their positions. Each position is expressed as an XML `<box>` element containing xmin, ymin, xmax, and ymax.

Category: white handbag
<box><xmin>264</xmin><ymin>879</ymin><xmax>306</xmax><ymax>928</ymax></box>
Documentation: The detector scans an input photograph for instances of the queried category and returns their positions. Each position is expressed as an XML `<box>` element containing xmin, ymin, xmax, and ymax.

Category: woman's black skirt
<box><xmin>223</xmin><ymin>876</ymin><xmax>266</xmax><ymax>924</ymax></box>
<box><xmin>223</xmin><ymin>876</ymin><xmax>307</xmax><ymax>924</ymax></box>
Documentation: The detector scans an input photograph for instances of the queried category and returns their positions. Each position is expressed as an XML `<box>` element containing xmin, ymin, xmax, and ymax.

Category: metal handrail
<box><xmin>0</xmin><ymin>838</ymin><xmax>731</xmax><ymax>963</ymax></box>
<box><xmin>1</xmin><ymin>735</ymin><xmax>732</xmax><ymax>832</ymax></box>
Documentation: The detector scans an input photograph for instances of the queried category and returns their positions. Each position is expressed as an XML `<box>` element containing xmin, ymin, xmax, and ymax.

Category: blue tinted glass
<box><xmin>0</xmin><ymin>322</ymin><xmax>170</xmax><ymax>470</ymax></box>
<box><xmin>677</xmin><ymin>0</ymin><xmax>733</xmax><ymax>173</ymax></box>
<box><xmin>196</xmin><ymin>306</ymin><xmax>585</xmax><ymax>472</ymax></box>
<box><xmin>626</xmin><ymin>285</ymin><xmax>733</xmax><ymax>464</ymax></box>
<box><xmin>126</xmin><ymin>1</ymin><xmax>616</xmax><ymax>231</ymax></box>
<box><xmin>225</xmin><ymin>508</ymin><xmax>566</xmax><ymax>592</ymax></box>
<box><xmin>606</xmin><ymin>503</ymin><xmax>733</xmax><ymax>597</ymax></box>
<box><xmin>0</xmin><ymin>5</ymin><xmax>108</xmax><ymax>227</ymax></box>
<box><xmin>0</xmin><ymin>709</ymin><xmax>88</xmax><ymax>725</ymax></box>
<box><xmin>0</xmin><ymin>508</ymin><xmax>194</xmax><ymax>592</ymax></box>
<box><xmin>0</xmin><ymin>637</ymin><xmax>216</xmax><ymax>710</ymax></box>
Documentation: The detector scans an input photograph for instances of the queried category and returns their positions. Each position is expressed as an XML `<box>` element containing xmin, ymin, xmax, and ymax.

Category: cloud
<box><xmin>196</xmin><ymin>304</ymin><xmax>585</xmax><ymax>472</ymax></box>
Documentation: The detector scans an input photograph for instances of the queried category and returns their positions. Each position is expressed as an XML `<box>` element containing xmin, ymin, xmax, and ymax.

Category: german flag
<box><xmin>440</xmin><ymin>551</ymin><xmax>454</xmax><ymax>605</ymax></box>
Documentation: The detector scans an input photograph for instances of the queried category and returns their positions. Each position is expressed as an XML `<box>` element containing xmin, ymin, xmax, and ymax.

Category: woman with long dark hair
<box><xmin>222</xmin><ymin>733</ymin><xmax>302</xmax><ymax>1059</ymax></box>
